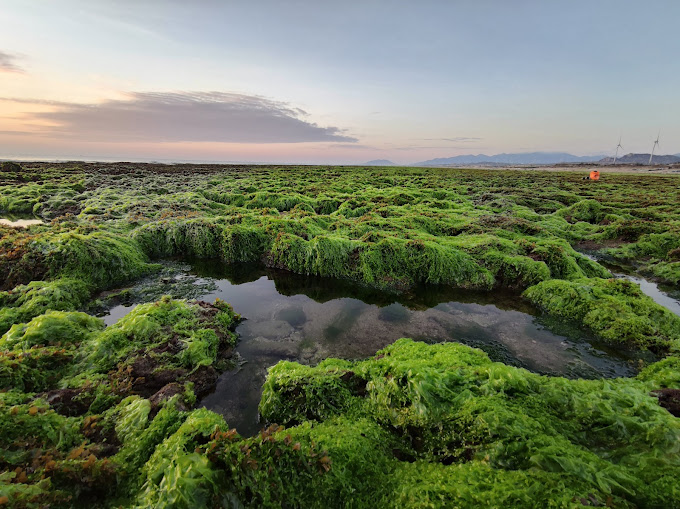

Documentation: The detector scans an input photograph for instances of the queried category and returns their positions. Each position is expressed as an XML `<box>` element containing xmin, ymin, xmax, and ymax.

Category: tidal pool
<box><xmin>0</xmin><ymin>217</ymin><xmax>43</xmax><ymax>228</ymax></box>
<box><xmin>619</xmin><ymin>273</ymin><xmax>680</xmax><ymax>316</ymax></box>
<box><xmin>579</xmin><ymin>251</ymin><xmax>680</xmax><ymax>316</ymax></box>
<box><xmin>101</xmin><ymin>261</ymin><xmax>650</xmax><ymax>435</ymax></box>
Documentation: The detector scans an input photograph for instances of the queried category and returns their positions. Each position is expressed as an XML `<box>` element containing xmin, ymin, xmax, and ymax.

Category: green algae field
<box><xmin>1</xmin><ymin>161</ymin><xmax>680</xmax><ymax>507</ymax></box>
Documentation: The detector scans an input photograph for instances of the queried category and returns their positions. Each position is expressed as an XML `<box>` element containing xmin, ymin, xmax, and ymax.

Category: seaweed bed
<box><xmin>1</xmin><ymin>162</ymin><xmax>680</xmax><ymax>507</ymax></box>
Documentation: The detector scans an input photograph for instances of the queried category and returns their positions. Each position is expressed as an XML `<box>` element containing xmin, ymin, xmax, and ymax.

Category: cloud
<box><xmin>419</xmin><ymin>137</ymin><xmax>482</xmax><ymax>142</ymax></box>
<box><xmin>0</xmin><ymin>51</ymin><xmax>24</xmax><ymax>73</ymax></box>
<box><xmin>7</xmin><ymin>92</ymin><xmax>357</xmax><ymax>144</ymax></box>
<box><xmin>394</xmin><ymin>144</ymin><xmax>488</xmax><ymax>151</ymax></box>
<box><xmin>324</xmin><ymin>143</ymin><xmax>374</xmax><ymax>150</ymax></box>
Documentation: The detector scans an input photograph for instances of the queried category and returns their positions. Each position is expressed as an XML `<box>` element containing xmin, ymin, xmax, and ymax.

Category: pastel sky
<box><xmin>1</xmin><ymin>0</ymin><xmax>678</xmax><ymax>164</ymax></box>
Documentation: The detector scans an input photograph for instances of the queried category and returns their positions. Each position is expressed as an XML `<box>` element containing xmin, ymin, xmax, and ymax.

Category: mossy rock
<box><xmin>523</xmin><ymin>277</ymin><xmax>680</xmax><ymax>350</ymax></box>
<box><xmin>250</xmin><ymin>339</ymin><xmax>680</xmax><ymax>507</ymax></box>
<box><xmin>1</xmin><ymin>161</ymin><xmax>22</xmax><ymax>172</ymax></box>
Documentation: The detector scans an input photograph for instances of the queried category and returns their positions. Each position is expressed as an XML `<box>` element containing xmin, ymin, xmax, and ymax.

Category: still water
<box><xmin>102</xmin><ymin>261</ymin><xmax>650</xmax><ymax>435</ymax></box>
<box><xmin>578</xmin><ymin>251</ymin><xmax>680</xmax><ymax>316</ymax></box>
<box><xmin>0</xmin><ymin>217</ymin><xmax>43</xmax><ymax>228</ymax></box>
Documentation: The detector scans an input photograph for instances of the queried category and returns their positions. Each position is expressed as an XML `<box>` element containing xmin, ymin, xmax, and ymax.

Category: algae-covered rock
<box><xmin>133</xmin><ymin>409</ymin><xmax>227</xmax><ymax>508</ymax></box>
<box><xmin>1</xmin><ymin>310</ymin><xmax>103</xmax><ymax>351</ymax></box>
<box><xmin>2</xmin><ymin>164</ymin><xmax>680</xmax><ymax>507</ymax></box>
<box><xmin>253</xmin><ymin>339</ymin><xmax>680</xmax><ymax>508</ymax></box>
<box><xmin>0</xmin><ymin>311</ymin><xmax>103</xmax><ymax>392</ymax></box>
<box><xmin>523</xmin><ymin>277</ymin><xmax>680</xmax><ymax>350</ymax></box>
<box><xmin>0</xmin><ymin>297</ymin><xmax>243</xmax><ymax>508</ymax></box>
<box><xmin>84</xmin><ymin>297</ymin><xmax>239</xmax><ymax>373</ymax></box>
<box><xmin>0</xmin><ymin>278</ymin><xmax>91</xmax><ymax>335</ymax></box>
<box><xmin>605</xmin><ymin>231</ymin><xmax>680</xmax><ymax>286</ymax></box>
<box><xmin>637</xmin><ymin>355</ymin><xmax>680</xmax><ymax>388</ymax></box>
<box><xmin>35</xmin><ymin>230</ymin><xmax>159</xmax><ymax>289</ymax></box>
<box><xmin>259</xmin><ymin>358</ymin><xmax>364</xmax><ymax>425</ymax></box>
<box><xmin>1</xmin><ymin>161</ymin><xmax>23</xmax><ymax>172</ymax></box>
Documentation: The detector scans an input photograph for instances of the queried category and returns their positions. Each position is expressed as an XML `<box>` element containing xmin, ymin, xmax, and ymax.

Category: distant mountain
<box><xmin>364</xmin><ymin>159</ymin><xmax>396</xmax><ymax>166</ymax></box>
<box><xmin>414</xmin><ymin>152</ymin><xmax>602</xmax><ymax>166</ymax></box>
<box><xmin>599</xmin><ymin>153</ymin><xmax>680</xmax><ymax>164</ymax></box>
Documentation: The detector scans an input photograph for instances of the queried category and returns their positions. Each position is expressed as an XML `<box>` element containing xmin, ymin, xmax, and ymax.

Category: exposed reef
<box><xmin>1</xmin><ymin>162</ymin><xmax>679</xmax><ymax>506</ymax></box>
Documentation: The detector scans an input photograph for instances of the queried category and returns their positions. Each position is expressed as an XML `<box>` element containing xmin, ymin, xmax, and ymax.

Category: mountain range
<box><xmin>413</xmin><ymin>152</ymin><xmax>604</xmax><ymax>166</ymax></box>
<box><xmin>361</xmin><ymin>152</ymin><xmax>680</xmax><ymax>167</ymax></box>
<box><xmin>599</xmin><ymin>153</ymin><xmax>680</xmax><ymax>164</ymax></box>
<box><xmin>364</xmin><ymin>159</ymin><xmax>397</xmax><ymax>166</ymax></box>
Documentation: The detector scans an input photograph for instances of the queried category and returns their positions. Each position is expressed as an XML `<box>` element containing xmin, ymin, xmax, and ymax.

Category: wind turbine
<box><xmin>648</xmin><ymin>130</ymin><xmax>660</xmax><ymax>165</ymax></box>
<box><xmin>613</xmin><ymin>136</ymin><xmax>623</xmax><ymax>165</ymax></box>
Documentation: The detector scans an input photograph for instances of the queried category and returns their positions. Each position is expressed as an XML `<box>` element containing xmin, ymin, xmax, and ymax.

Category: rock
<box><xmin>185</xmin><ymin>364</ymin><xmax>218</xmax><ymax>400</ymax></box>
<box><xmin>248</xmin><ymin>336</ymin><xmax>301</xmax><ymax>359</ymax></box>
<box><xmin>275</xmin><ymin>306</ymin><xmax>307</xmax><ymax>327</ymax></box>
<box><xmin>0</xmin><ymin>161</ymin><xmax>22</xmax><ymax>172</ymax></box>
<box><xmin>652</xmin><ymin>388</ymin><xmax>680</xmax><ymax>417</ymax></box>
<box><xmin>149</xmin><ymin>383</ymin><xmax>188</xmax><ymax>412</ymax></box>
<box><xmin>111</xmin><ymin>355</ymin><xmax>187</xmax><ymax>398</ymax></box>
<box><xmin>43</xmin><ymin>388</ymin><xmax>93</xmax><ymax>416</ymax></box>
<box><xmin>239</xmin><ymin>319</ymin><xmax>294</xmax><ymax>340</ymax></box>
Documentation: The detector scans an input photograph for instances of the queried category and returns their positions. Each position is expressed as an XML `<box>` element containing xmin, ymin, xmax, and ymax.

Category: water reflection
<box><xmin>578</xmin><ymin>251</ymin><xmax>680</xmax><ymax>316</ymax></box>
<box><xmin>0</xmin><ymin>218</ymin><xmax>43</xmax><ymax>228</ymax></box>
<box><xmin>189</xmin><ymin>262</ymin><xmax>647</xmax><ymax>435</ymax></box>
<box><xmin>101</xmin><ymin>260</ymin><xmax>650</xmax><ymax>436</ymax></box>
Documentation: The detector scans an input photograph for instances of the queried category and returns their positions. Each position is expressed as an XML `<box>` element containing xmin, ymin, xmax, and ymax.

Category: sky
<box><xmin>1</xmin><ymin>0</ymin><xmax>679</xmax><ymax>164</ymax></box>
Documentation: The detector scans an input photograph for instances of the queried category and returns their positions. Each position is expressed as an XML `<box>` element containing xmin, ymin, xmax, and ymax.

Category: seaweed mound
<box><xmin>0</xmin><ymin>297</ymin><xmax>240</xmax><ymax>507</ymax></box>
<box><xmin>2</xmin><ymin>164</ymin><xmax>680</xmax><ymax>507</ymax></box>
<box><xmin>524</xmin><ymin>277</ymin><xmax>680</xmax><ymax>351</ymax></box>
<box><xmin>254</xmin><ymin>338</ymin><xmax>680</xmax><ymax>507</ymax></box>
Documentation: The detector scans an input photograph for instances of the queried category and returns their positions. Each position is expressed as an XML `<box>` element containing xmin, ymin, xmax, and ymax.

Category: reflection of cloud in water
<box><xmin>100</xmin><ymin>261</ymin><xmax>647</xmax><ymax>436</ymax></box>
<box><xmin>194</xmin><ymin>265</ymin><xmax>644</xmax><ymax>376</ymax></box>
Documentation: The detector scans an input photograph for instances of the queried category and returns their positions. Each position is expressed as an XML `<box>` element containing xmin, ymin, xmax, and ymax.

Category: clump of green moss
<box><xmin>0</xmin><ymin>225</ymin><xmax>161</xmax><ymax>334</ymax></box>
<box><xmin>555</xmin><ymin>198</ymin><xmax>604</xmax><ymax>224</ymax></box>
<box><xmin>604</xmin><ymin>231</ymin><xmax>680</xmax><ymax>285</ymax></box>
<box><xmin>35</xmin><ymin>230</ymin><xmax>160</xmax><ymax>289</ymax></box>
<box><xmin>650</xmin><ymin>260</ymin><xmax>680</xmax><ymax>285</ymax></box>
<box><xmin>637</xmin><ymin>355</ymin><xmax>680</xmax><ymax>388</ymax></box>
<box><xmin>84</xmin><ymin>296</ymin><xmax>239</xmax><ymax>373</ymax></box>
<box><xmin>112</xmin><ymin>397</ymin><xmax>187</xmax><ymax>482</ymax></box>
<box><xmin>0</xmin><ymin>346</ymin><xmax>75</xmax><ymax>392</ymax></box>
<box><xmin>0</xmin><ymin>311</ymin><xmax>104</xmax><ymax>393</ymax></box>
<box><xmin>608</xmin><ymin>231</ymin><xmax>680</xmax><ymax>261</ymax></box>
<box><xmin>2</xmin><ymin>310</ymin><xmax>103</xmax><ymax>351</ymax></box>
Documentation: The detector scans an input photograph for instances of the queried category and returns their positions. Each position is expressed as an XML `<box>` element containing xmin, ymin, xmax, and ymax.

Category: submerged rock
<box><xmin>275</xmin><ymin>305</ymin><xmax>307</xmax><ymax>327</ymax></box>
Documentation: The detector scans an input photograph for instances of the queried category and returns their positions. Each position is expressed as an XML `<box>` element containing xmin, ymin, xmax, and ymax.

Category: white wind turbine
<box><xmin>613</xmin><ymin>136</ymin><xmax>623</xmax><ymax>165</ymax></box>
<box><xmin>648</xmin><ymin>130</ymin><xmax>660</xmax><ymax>165</ymax></box>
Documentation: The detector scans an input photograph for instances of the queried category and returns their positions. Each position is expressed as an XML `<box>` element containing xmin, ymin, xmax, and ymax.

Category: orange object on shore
<box><xmin>589</xmin><ymin>170</ymin><xmax>600</xmax><ymax>180</ymax></box>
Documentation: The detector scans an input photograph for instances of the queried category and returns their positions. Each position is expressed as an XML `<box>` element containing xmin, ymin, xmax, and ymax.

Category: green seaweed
<box><xmin>2</xmin><ymin>163</ymin><xmax>680</xmax><ymax>507</ymax></box>
<box><xmin>254</xmin><ymin>338</ymin><xmax>680</xmax><ymax>508</ymax></box>
<box><xmin>0</xmin><ymin>278</ymin><xmax>91</xmax><ymax>335</ymax></box>
<box><xmin>1</xmin><ymin>311</ymin><xmax>103</xmax><ymax>351</ymax></box>
<box><xmin>133</xmin><ymin>409</ymin><xmax>227</xmax><ymax>508</ymax></box>
<box><xmin>524</xmin><ymin>278</ymin><xmax>680</xmax><ymax>351</ymax></box>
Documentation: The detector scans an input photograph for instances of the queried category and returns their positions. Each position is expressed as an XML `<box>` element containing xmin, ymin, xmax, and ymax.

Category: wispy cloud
<box><xmin>0</xmin><ymin>51</ymin><xmax>24</xmax><ymax>73</ymax></box>
<box><xmin>324</xmin><ymin>143</ymin><xmax>374</xmax><ymax>150</ymax></box>
<box><xmin>4</xmin><ymin>92</ymin><xmax>357</xmax><ymax>144</ymax></box>
<box><xmin>418</xmin><ymin>137</ymin><xmax>482</xmax><ymax>142</ymax></box>
<box><xmin>394</xmin><ymin>145</ymin><xmax>488</xmax><ymax>151</ymax></box>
